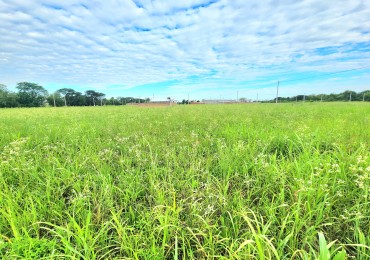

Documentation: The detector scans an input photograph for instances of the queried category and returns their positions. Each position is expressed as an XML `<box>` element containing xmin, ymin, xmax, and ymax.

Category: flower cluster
<box><xmin>1</xmin><ymin>137</ymin><xmax>29</xmax><ymax>166</ymax></box>
<box><xmin>313</xmin><ymin>162</ymin><xmax>341</xmax><ymax>176</ymax></box>
<box><xmin>349</xmin><ymin>155</ymin><xmax>370</xmax><ymax>197</ymax></box>
<box><xmin>254</xmin><ymin>153</ymin><xmax>269</xmax><ymax>168</ymax></box>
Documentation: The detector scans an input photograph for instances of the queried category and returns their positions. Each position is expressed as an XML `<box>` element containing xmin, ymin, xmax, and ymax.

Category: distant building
<box><xmin>128</xmin><ymin>100</ymin><xmax>176</xmax><ymax>106</ymax></box>
<box><xmin>201</xmin><ymin>99</ymin><xmax>251</xmax><ymax>104</ymax></box>
<box><xmin>149</xmin><ymin>100</ymin><xmax>176</xmax><ymax>104</ymax></box>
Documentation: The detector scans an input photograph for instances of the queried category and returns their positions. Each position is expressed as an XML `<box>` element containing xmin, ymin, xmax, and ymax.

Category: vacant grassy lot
<box><xmin>0</xmin><ymin>103</ymin><xmax>369</xmax><ymax>259</ymax></box>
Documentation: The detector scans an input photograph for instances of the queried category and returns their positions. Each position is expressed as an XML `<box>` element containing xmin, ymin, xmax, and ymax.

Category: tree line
<box><xmin>266</xmin><ymin>90</ymin><xmax>370</xmax><ymax>103</ymax></box>
<box><xmin>0</xmin><ymin>82</ymin><xmax>148</xmax><ymax>108</ymax></box>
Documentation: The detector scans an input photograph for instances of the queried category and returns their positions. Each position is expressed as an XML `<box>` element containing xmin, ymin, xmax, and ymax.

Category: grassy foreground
<box><xmin>0</xmin><ymin>103</ymin><xmax>369</xmax><ymax>259</ymax></box>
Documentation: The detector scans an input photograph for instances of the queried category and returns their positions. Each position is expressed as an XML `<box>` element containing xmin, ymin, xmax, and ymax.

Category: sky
<box><xmin>1</xmin><ymin>0</ymin><xmax>370</xmax><ymax>101</ymax></box>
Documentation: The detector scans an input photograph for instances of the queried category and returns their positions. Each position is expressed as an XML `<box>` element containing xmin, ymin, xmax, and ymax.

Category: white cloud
<box><xmin>0</xmin><ymin>0</ymin><xmax>370</xmax><ymax>98</ymax></box>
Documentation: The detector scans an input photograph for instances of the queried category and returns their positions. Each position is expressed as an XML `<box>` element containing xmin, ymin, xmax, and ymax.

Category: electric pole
<box><xmin>349</xmin><ymin>92</ymin><xmax>352</xmax><ymax>102</ymax></box>
<box><xmin>276</xmin><ymin>80</ymin><xmax>279</xmax><ymax>103</ymax></box>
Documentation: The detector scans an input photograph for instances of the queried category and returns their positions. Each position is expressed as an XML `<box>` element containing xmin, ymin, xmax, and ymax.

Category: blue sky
<box><xmin>1</xmin><ymin>0</ymin><xmax>370</xmax><ymax>100</ymax></box>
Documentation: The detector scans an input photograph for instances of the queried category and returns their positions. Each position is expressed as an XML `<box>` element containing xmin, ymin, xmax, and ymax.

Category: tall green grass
<box><xmin>0</xmin><ymin>103</ymin><xmax>369</xmax><ymax>259</ymax></box>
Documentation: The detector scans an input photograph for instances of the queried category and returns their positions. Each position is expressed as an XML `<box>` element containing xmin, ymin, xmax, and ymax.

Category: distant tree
<box><xmin>96</xmin><ymin>92</ymin><xmax>105</xmax><ymax>106</ymax></box>
<box><xmin>363</xmin><ymin>92</ymin><xmax>369</xmax><ymax>101</ymax></box>
<box><xmin>6</xmin><ymin>92</ymin><xmax>19</xmax><ymax>107</ymax></box>
<box><xmin>47</xmin><ymin>92</ymin><xmax>65</xmax><ymax>107</ymax></box>
<box><xmin>116</xmin><ymin>96</ymin><xmax>127</xmax><ymax>105</ymax></box>
<box><xmin>54</xmin><ymin>88</ymin><xmax>85</xmax><ymax>106</ymax></box>
<box><xmin>265</xmin><ymin>90</ymin><xmax>370</xmax><ymax>103</ymax></box>
<box><xmin>0</xmin><ymin>84</ymin><xmax>19</xmax><ymax>107</ymax></box>
<box><xmin>85</xmin><ymin>90</ymin><xmax>105</xmax><ymax>106</ymax></box>
<box><xmin>180</xmin><ymin>99</ymin><xmax>190</xmax><ymax>104</ymax></box>
<box><xmin>69</xmin><ymin>91</ymin><xmax>85</xmax><ymax>106</ymax></box>
<box><xmin>342</xmin><ymin>90</ymin><xmax>352</xmax><ymax>101</ymax></box>
<box><xmin>106</xmin><ymin>97</ymin><xmax>115</xmax><ymax>105</ymax></box>
<box><xmin>125</xmin><ymin>97</ymin><xmax>134</xmax><ymax>104</ymax></box>
<box><xmin>56</xmin><ymin>88</ymin><xmax>75</xmax><ymax>106</ymax></box>
<box><xmin>0</xmin><ymin>84</ymin><xmax>8</xmax><ymax>107</ymax></box>
<box><xmin>16</xmin><ymin>82</ymin><xmax>48</xmax><ymax>107</ymax></box>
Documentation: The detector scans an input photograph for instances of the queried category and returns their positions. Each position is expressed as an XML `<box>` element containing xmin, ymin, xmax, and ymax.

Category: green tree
<box><xmin>96</xmin><ymin>92</ymin><xmax>105</xmax><ymax>106</ymax></box>
<box><xmin>56</xmin><ymin>88</ymin><xmax>86</xmax><ymax>106</ymax></box>
<box><xmin>6</xmin><ymin>92</ymin><xmax>19</xmax><ymax>107</ymax></box>
<box><xmin>57</xmin><ymin>88</ymin><xmax>74</xmax><ymax>106</ymax></box>
<box><xmin>85</xmin><ymin>90</ymin><xmax>105</xmax><ymax>106</ymax></box>
<box><xmin>0</xmin><ymin>84</ymin><xmax>19</xmax><ymax>107</ymax></box>
<box><xmin>47</xmin><ymin>92</ymin><xmax>65</xmax><ymax>107</ymax></box>
<box><xmin>16</xmin><ymin>82</ymin><xmax>48</xmax><ymax>107</ymax></box>
<box><xmin>361</xmin><ymin>91</ymin><xmax>370</xmax><ymax>101</ymax></box>
<box><xmin>0</xmin><ymin>84</ymin><xmax>8</xmax><ymax>107</ymax></box>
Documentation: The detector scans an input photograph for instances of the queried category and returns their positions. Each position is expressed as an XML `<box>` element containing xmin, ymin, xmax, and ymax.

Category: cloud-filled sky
<box><xmin>1</xmin><ymin>0</ymin><xmax>370</xmax><ymax>100</ymax></box>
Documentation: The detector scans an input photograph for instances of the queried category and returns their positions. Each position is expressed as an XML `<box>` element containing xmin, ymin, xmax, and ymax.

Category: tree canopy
<box><xmin>266</xmin><ymin>90</ymin><xmax>370</xmax><ymax>103</ymax></box>
<box><xmin>16</xmin><ymin>82</ymin><xmax>48</xmax><ymax>107</ymax></box>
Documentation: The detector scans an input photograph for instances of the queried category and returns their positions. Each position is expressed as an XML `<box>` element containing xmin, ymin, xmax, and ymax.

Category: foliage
<box><xmin>85</xmin><ymin>90</ymin><xmax>105</xmax><ymax>106</ymax></box>
<box><xmin>16</xmin><ymin>82</ymin><xmax>48</xmax><ymax>107</ymax></box>
<box><xmin>46</xmin><ymin>92</ymin><xmax>65</xmax><ymax>107</ymax></box>
<box><xmin>0</xmin><ymin>84</ymin><xmax>18</xmax><ymax>108</ymax></box>
<box><xmin>270</xmin><ymin>90</ymin><xmax>370</xmax><ymax>103</ymax></box>
<box><xmin>0</xmin><ymin>103</ymin><xmax>369</xmax><ymax>258</ymax></box>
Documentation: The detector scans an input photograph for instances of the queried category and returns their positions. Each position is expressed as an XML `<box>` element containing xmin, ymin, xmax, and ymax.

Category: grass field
<box><xmin>0</xmin><ymin>103</ymin><xmax>369</xmax><ymax>259</ymax></box>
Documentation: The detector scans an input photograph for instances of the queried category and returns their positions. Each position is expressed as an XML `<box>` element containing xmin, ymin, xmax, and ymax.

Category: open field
<box><xmin>0</xmin><ymin>103</ymin><xmax>370</xmax><ymax>259</ymax></box>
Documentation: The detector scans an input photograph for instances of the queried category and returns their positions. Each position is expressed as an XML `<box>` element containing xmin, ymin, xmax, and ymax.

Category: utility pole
<box><xmin>188</xmin><ymin>93</ymin><xmax>190</xmax><ymax>103</ymax></box>
<box><xmin>236</xmin><ymin>91</ymin><xmax>239</xmax><ymax>102</ymax></box>
<box><xmin>349</xmin><ymin>92</ymin><xmax>352</xmax><ymax>102</ymax></box>
<box><xmin>64</xmin><ymin>96</ymin><xmax>67</xmax><ymax>106</ymax></box>
<box><xmin>53</xmin><ymin>94</ymin><xmax>56</xmax><ymax>107</ymax></box>
<box><xmin>363</xmin><ymin>93</ymin><xmax>365</xmax><ymax>102</ymax></box>
<box><xmin>276</xmin><ymin>80</ymin><xmax>279</xmax><ymax>103</ymax></box>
